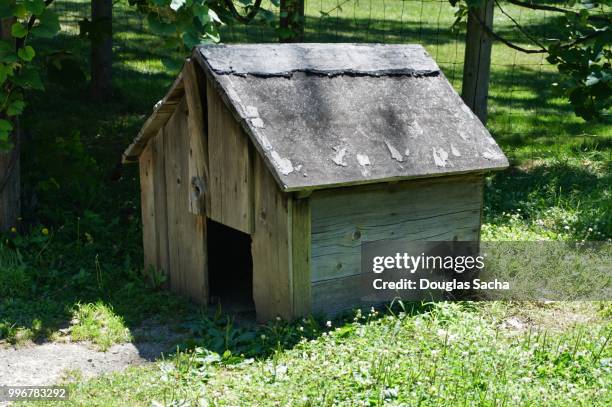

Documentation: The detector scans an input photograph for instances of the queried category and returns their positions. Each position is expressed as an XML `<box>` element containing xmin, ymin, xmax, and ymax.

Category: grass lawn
<box><xmin>1</xmin><ymin>0</ymin><xmax>610</xmax><ymax>405</ymax></box>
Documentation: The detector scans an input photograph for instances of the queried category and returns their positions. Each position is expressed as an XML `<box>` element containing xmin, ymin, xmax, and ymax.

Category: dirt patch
<box><xmin>0</xmin><ymin>341</ymin><xmax>170</xmax><ymax>386</ymax></box>
<box><xmin>0</xmin><ymin>319</ymin><xmax>189</xmax><ymax>387</ymax></box>
<box><xmin>499</xmin><ymin>301</ymin><xmax>602</xmax><ymax>333</ymax></box>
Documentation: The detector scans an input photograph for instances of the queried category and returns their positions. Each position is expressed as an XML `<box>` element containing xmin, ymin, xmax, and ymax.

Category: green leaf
<box><xmin>32</xmin><ymin>9</ymin><xmax>60</xmax><ymax>38</ymax></box>
<box><xmin>147</xmin><ymin>14</ymin><xmax>176</xmax><ymax>35</ymax></box>
<box><xmin>12</xmin><ymin>66</ymin><xmax>44</xmax><ymax>90</ymax></box>
<box><xmin>0</xmin><ymin>119</ymin><xmax>13</xmax><ymax>141</ymax></box>
<box><xmin>208</xmin><ymin>9</ymin><xmax>222</xmax><ymax>25</ymax></box>
<box><xmin>17</xmin><ymin>45</ymin><xmax>35</xmax><ymax>61</ymax></box>
<box><xmin>24</xmin><ymin>0</ymin><xmax>45</xmax><ymax>15</ymax></box>
<box><xmin>7</xmin><ymin>99</ymin><xmax>25</xmax><ymax>116</ymax></box>
<box><xmin>0</xmin><ymin>65</ymin><xmax>8</xmax><ymax>85</ymax></box>
<box><xmin>585</xmin><ymin>74</ymin><xmax>599</xmax><ymax>86</ymax></box>
<box><xmin>182</xmin><ymin>29</ymin><xmax>201</xmax><ymax>49</ymax></box>
<box><xmin>170</xmin><ymin>0</ymin><xmax>186</xmax><ymax>11</ymax></box>
<box><xmin>12</xmin><ymin>4</ymin><xmax>27</xmax><ymax>18</ymax></box>
<box><xmin>11</xmin><ymin>23</ymin><xmax>27</xmax><ymax>39</ymax></box>
<box><xmin>194</xmin><ymin>4</ymin><xmax>210</xmax><ymax>25</ymax></box>
<box><xmin>0</xmin><ymin>40</ymin><xmax>15</xmax><ymax>62</ymax></box>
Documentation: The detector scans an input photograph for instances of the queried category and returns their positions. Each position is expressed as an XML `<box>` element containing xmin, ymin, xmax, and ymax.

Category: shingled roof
<box><xmin>125</xmin><ymin>43</ymin><xmax>508</xmax><ymax>191</ymax></box>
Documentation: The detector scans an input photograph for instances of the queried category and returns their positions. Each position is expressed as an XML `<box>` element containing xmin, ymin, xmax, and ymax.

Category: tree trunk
<box><xmin>90</xmin><ymin>0</ymin><xmax>113</xmax><ymax>100</ymax></box>
<box><xmin>279</xmin><ymin>0</ymin><xmax>304</xmax><ymax>43</ymax></box>
<box><xmin>0</xmin><ymin>14</ymin><xmax>21</xmax><ymax>232</ymax></box>
<box><xmin>461</xmin><ymin>0</ymin><xmax>494</xmax><ymax>124</ymax></box>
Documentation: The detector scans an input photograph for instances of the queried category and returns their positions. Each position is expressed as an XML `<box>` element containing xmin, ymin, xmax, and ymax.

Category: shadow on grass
<box><xmin>484</xmin><ymin>160</ymin><xmax>611</xmax><ymax>237</ymax></box>
<box><xmin>0</xmin><ymin>229</ymin><xmax>433</xmax><ymax>363</ymax></box>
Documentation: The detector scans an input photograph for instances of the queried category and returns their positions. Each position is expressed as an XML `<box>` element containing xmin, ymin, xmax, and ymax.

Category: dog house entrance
<box><xmin>207</xmin><ymin>219</ymin><xmax>254</xmax><ymax>314</ymax></box>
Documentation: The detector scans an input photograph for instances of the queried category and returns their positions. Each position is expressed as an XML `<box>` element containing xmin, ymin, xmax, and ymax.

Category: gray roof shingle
<box><xmin>195</xmin><ymin>43</ymin><xmax>508</xmax><ymax>191</ymax></box>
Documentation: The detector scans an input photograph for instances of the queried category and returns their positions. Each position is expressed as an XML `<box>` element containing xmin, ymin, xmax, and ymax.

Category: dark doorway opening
<box><xmin>207</xmin><ymin>218</ymin><xmax>255</xmax><ymax>314</ymax></box>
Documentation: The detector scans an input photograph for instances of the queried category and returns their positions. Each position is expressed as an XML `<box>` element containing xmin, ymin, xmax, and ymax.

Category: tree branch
<box><xmin>504</xmin><ymin>0</ymin><xmax>570</xmax><ymax>14</ymax></box>
<box><xmin>469</xmin><ymin>5</ymin><xmax>608</xmax><ymax>56</ymax></box>
<box><xmin>494</xmin><ymin>0</ymin><xmax>547</xmax><ymax>53</ymax></box>
<box><xmin>468</xmin><ymin>8</ymin><xmax>546</xmax><ymax>54</ymax></box>
<box><xmin>16</xmin><ymin>0</ymin><xmax>56</xmax><ymax>49</ymax></box>
<box><xmin>223</xmin><ymin>0</ymin><xmax>262</xmax><ymax>24</ymax></box>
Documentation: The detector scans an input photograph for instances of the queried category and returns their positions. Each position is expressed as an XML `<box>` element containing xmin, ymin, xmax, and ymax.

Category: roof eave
<box><xmin>122</xmin><ymin>70</ymin><xmax>186</xmax><ymax>163</ymax></box>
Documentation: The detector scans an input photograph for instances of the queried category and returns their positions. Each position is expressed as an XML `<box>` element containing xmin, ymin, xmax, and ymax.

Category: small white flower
<box><xmin>326</xmin><ymin>320</ymin><xmax>332</xmax><ymax>327</ymax></box>
<box><xmin>275</xmin><ymin>316</ymin><xmax>281</xmax><ymax>321</ymax></box>
<box><xmin>260</xmin><ymin>334</ymin><xmax>266</xmax><ymax>340</ymax></box>
<box><xmin>564</xmin><ymin>225</ymin><xmax>570</xmax><ymax>230</ymax></box>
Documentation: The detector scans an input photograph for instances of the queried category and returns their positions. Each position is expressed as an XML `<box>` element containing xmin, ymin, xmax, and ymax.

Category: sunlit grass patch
<box><xmin>27</xmin><ymin>302</ymin><xmax>610</xmax><ymax>406</ymax></box>
<box><xmin>71</xmin><ymin>302</ymin><xmax>132</xmax><ymax>351</ymax></box>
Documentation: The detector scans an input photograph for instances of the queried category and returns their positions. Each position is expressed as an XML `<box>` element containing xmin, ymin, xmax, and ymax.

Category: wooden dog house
<box><xmin>123</xmin><ymin>44</ymin><xmax>508</xmax><ymax>321</ymax></box>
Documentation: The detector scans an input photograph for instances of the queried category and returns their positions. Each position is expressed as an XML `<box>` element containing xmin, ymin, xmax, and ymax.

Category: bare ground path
<box><xmin>0</xmin><ymin>320</ymin><xmax>187</xmax><ymax>387</ymax></box>
<box><xmin>0</xmin><ymin>341</ymin><xmax>166</xmax><ymax>386</ymax></box>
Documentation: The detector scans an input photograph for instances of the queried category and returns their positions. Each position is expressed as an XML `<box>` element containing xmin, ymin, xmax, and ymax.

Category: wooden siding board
<box><xmin>206</xmin><ymin>79</ymin><xmax>252</xmax><ymax>234</ymax></box>
<box><xmin>139</xmin><ymin>142</ymin><xmax>157</xmax><ymax>273</ymax></box>
<box><xmin>309</xmin><ymin>175</ymin><xmax>483</xmax><ymax>315</ymax></box>
<box><xmin>252</xmin><ymin>154</ymin><xmax>292</xmax><ymax>321</ymax></box>
<box><xmin>162</xmin><ymin>97</ymin><xmax>208</xmax><ymax>303</ymax></box>
<box><xmin>152</xmin><ymin>130</ymin><xmax>170</xmax><ymax>286</ymax></box>
<box><xmin>184</xmin><ymin>59</ymin><xmax>210</xmax><ymax>215</ymax></box>
<box><xmin>292</xmin><ymin>197</ymin><xmax>311</xmax><ymax>317</ymax></box>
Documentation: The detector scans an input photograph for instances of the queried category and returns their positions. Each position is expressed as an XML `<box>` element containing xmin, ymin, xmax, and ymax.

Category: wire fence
<box><xmin>47</xmin><ymin>0</ymin><xmax>607</xmax><ymax>160</ymax></box>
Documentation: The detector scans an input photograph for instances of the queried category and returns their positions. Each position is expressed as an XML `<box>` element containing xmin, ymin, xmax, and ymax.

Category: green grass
<box><xmin>70</xmin><ymin>302</ymin><xmax>132</xmax><ymax>350</ymax></box>
<box><xmin>23</xmin><ymin>302</ymin><xmax>612</xmax><ymax>406</ymax></box>
<box><xmin>2</xmin><ymin>0</ymin><xmax>610</xmax><ymax>404</ymax></box>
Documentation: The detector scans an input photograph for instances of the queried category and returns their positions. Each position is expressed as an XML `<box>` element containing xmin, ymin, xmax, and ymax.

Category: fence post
<box><xmin>279</xmin><ymin>0</ymin><xmax>305</xmax><ymax>42</ymax></box>
<box><xmin>461</xmin><ymin>0</ymin><xmax>494</xmax><ymax>124</ymax></box>
<box><xmin>91</xmin><ymin>0</ymin><xmax>113</xmax><ymax>100</ymax></box>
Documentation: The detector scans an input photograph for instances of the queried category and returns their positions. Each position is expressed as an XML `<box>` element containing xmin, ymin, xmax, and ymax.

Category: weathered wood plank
<box><xmin>310</xmin><ymin>175</ymin><xmax>484</xmax><ymax>285</ymax></box>
<box><xmin>206</xmin><ymin>79</ymin><xmax>252</xmax><ymax>234</ymax></box>
<box><xmin>152</xmin><ymin>130</ymin><xmax>170</xmax><ymax>286</ymax></box>
<box><xmin>184</xmin><ymin>58</ymin><xmax>210</xmax><ymax>215</ymax></box>
<box><xmin>139</xmin><ymin>141</ymin><xmax>157</xmax><ymax>274</ymax></box>
<box><xmin>310</xmin><ymin>273</ymin><xmax>442</xmax><ymax>316</ymax></box>
<box><xmin>163</xmin><ymin>97</ymin><xmax>208</xmax><ymax>303</ymax></box>
<box><xmin>252</xmin><ymin>154</ymin><xmax>292</xmax><ymax>321</ymax></box>
<box><xmin>292</xmin><ymin>197</ymin><xmax>311</xmax><ymax>317</ymax></box>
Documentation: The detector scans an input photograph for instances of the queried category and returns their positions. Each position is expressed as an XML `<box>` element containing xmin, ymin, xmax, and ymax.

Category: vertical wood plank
<box><xmin>152</xmin><ymin>130</ymin><xmax>170</xmax><ymax>287</ymax></box>
<box><xmin>139</xmin><ymin>141</ymin><xmax>157</xmax><ymax>274</ymax></box>
<box><xmin>184</xmin><ymin>59</ymin><xmax>210</xmax><ymax>215</ymax></box>
<box><xmin>462</xmin><ymin>0</ymin><xmax>494</xmax><ymax>124</ymax></box>
<box><xmin>252</xmin><ymin>154</ymin><xmax>292</xmax><ymax>321</ymax></box>
<box><xmin>163</xmin><ymin>97</ymin><xmax>208</xmax><ymax>303</ymax></box>
<box><xmin>292</xmin><ymin>197</ymin><xmax>311</xmax><ymax>317</ymax></box>
<box><xmin>206</xmin><ymin>80</ymin><xmax>252</xmax><ymax>233</ymax></box>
